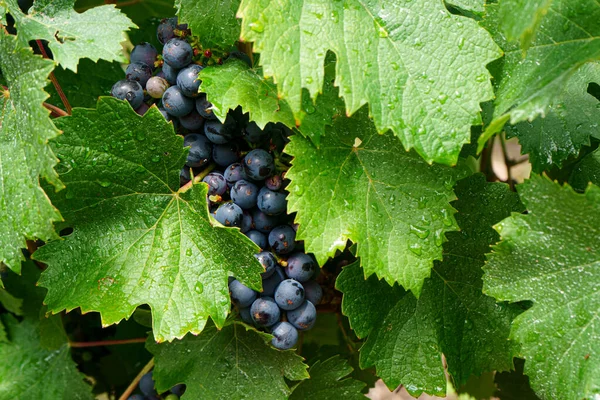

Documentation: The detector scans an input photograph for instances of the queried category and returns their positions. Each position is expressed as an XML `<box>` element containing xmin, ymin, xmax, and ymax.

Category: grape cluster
<box><xmin>128</xmin><ymin>370</ymin><xmax>184</xmax><ymax>400</ymax></box>
<box><xmin>112</xmin><ymin>18</ymin><xmax>322</xmax><ymax>351</ymax></box>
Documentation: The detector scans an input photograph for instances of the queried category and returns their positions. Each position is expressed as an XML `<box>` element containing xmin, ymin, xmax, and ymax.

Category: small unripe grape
<box><xmin>146</xmin><ymin>76</ymin><xmax>170</xmax><ymax>99</ymax></box>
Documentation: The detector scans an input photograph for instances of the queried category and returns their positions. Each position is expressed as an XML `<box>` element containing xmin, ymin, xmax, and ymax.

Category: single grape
<box><xmin>127</xmin><ymin>395</ymin><xmax>144</xmax><ymax>400</ymax></box>
<box><xmin>202</xmin><ymin>172</ymin><xmax>227</xmax><ymax>196</ymax></box>
<box><xmin>183</xmin><ymin>133</ymin><xmax>212</xmax><ymax>167</ymax></box>
<box><xmin>157</xmin><ymin>17</ymin><xmax>177</xmax><ymax>44</ymax></box>
<box><xmin>239</xmin><ymin>307</ymin><xmax>254</xmax><ymax>324</ymax></box>
<box><xmin>146</xmin><ymin>76</ymin><xmax>170</xmax><ymax>99</ymax></box>
<box><xmin>176</xmin><ymin>64</ymin><xmax>203</xmax><ymax>97</ymax></box>
<box><xmin>215</xmin><ymin>202</ymin><xmax>243</xmax><ymax>227</ymax></box>
<box><xmin>163</xmin><ymin>38</ymin><xmax>193</xmax><ymax>69</ymax></box>
<box><xmin>180</xmin><ymin>166</ymin><xmax>191</xmax><ymax>185</ymax></box>
<box><xmin>135</xmin><ymin>103</ymin><xmax>149</xmax><ymax>116</ymax></box>
<box><xmin>161</xmin><ymin>62</ymin><xmax>179</xmax><ymax>85</ymax></box>
<box><xmin>268</xmin><ymin>225</ymin><xmax>296</xmax><ymax>255</ymax></box>
<box><xmin>125</xmin><ymin>62</ymin><xmax>153</xmax><ymax>88</ymax></box>
<box><xmin>243</xmin><ymin>122</ymin><xmax>268</xmax><ymax>143</ymax></box>
<box><xmin>179</xmin><ymin>109</ymin><xmax>204</xmax><ymax>130</ymax></box>
<box><xmin>204</xmin><ymin>119</ymin><xmax>235</xmax><ymax>144</ymax></box>
<box><xmin>285</xmin><ymin>252</ymin><xmax>317</xmax><ymax>282</ymax></box>
<box><xmin>287</xmin><ymin>300</ymin><xmax>316</xmax><ymax>330</ymax></box>
<box><xmin>245</xmin><ymin>230</ymin><xmax>267</xmax><ymax>249</ymax></box>
<box><xmin>243</xmin><ymin>149</ymin><xmax>274</xmax><ymax>180</ymax></box>
<box><xmin>139</xmin><ymin>372</ymin><xmax>156</xmax><ymax>396</ymax></box>
<box><xmin>213</xmin><ymin>143</ymin><xmax>240</xmax><ymax>167</ymax></box>
<box><xmin>303</xmin><ymin>280</ymin><xmax>323</xmax><ymax>305</ymax></box>
<box><xmin>224</xmin><ymin>163</ymin><xmax>247</xmax><ymax>187</ymax></box>
<box><xmin>250</xmin><ymin>297</ymin><xmax>280</xmax><ymax>327</ymax></box>
<box><xmin>196</xmin><ymin>93</ymin><xmax>216</xmax><ymax>119</ymax></box>
<box><xmin>265</xmin><ymin>174</ymin><xmax>283</xmax><ymax>191</ymax></box>
<box><xmin>261</xmin><ymin>266</ymin><xmax>284</xmax><ymax>297</ymax></box>
<box><xmin>231</xmin><ymin>180</ymin><xmax>259</xmax><ymax>209</ymax></box>
<box><xmin>130</xmin><ymin>42</ymin><xmax>157</xmax><ymax>69</ymax></box>
<box><xmin>111</xmin><ymin>79</ymin><xmax>144</xmax><ymax>109</ymax></box>
<box><xmin>271</xmin><ymin>322</ymin><xmax>299</xmax><ymax>350</ymax></box>
<box><xmin>162</xmin><ymin>86</ymin><xmax>194</xmax><ymax>117</ymax></box>
<box><xmin>241</xmin><ymin>210</ymin><xmax>252</xmax><ymax>233</ymax></box>
<box><xmin>229</xmin><ymin>279</ymin><xmax>257</xmax><ymax>308</ymax></box>
<box><xmin>254</xmin><ymin>251</ymin><xmax>277</xmax><ymax>279</ymax></box>
<box><xmin>257</xmin><ymin>187</ymin><xmax>287</xmax><ymax>216</ymax></box>
<box><xmin>170</xmin><ymin>384</ymin><xmax>186</xmax><ymax>396</ymax></box>
<box><xmin>274</xmin><ymin>279</ymin><xmax>305</xmax><ymax>310</ymax></box>
<box><xmin>252</xmin><ymin>209</ymin><xmax>278</xmax><ymax>233</ymax></box>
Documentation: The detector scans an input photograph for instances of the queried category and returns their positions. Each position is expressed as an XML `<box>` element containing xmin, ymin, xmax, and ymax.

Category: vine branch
<box><xmin>119</xmin><ymin>358</ymin><xmax>155</xmax><ymax>400</ymax></box>
<box><xmin>36</xmin><ymin>40</ymin><xmax>72</xmax><ymax>115</ymax></box>
<box><xmin>70</xmin><ymin>337</ymin><xmax>147</xmax><ymax>348</ymax></box>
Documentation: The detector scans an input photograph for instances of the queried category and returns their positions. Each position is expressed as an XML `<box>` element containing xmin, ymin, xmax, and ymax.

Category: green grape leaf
<box><xmin>74</xmin><ymin>0</ymin><xmax>175</xmax><ymax>26</ymax></box>
<box><xmin>0</xmin><ymin>31</ymin><xmax>62</xmax><ymax>273</ymax></box>
<box><xmin>200</xmin><ymin>59</ymin><xmax>296</xmax><ymax>129</ymax></box>
<box><xmin>0</xmin><ymin>288</ymin><xmax>23</xmax><ymax>316</ymax></box>
<box><xmin>238</xmin><ymin>0</ymin><xmax>501</xmax><ymax>165</ymax></box>
<box><xmin>3</xmin><ymin>0</ymin><xmax>136</xmax><ymax>72</ymax></box>
<box><xmin>497</xmin><ymin>0</ymin><xmax>552</xmax><ymax>50</ymax></box>
<box><xmin>34</xmin><ymin>98</ymin><xmax>263</xmax><ymax>342</ymax></box>
<box><xmin>289</xmin><ymin>356</ymin><xmax>366</xmax><ymax>400</ymax></box>
<box><xmin>336</xmin><ymin>174</ymin><xmax>524</xmax><ymax>395</ymax></box>
<box><xmin>480</xmin><ymin>1</ymin><xmax>600</xmax><ymax>149</ymax></box>
<box><xmin>483</xmin><ymin>175</ymin><xmax>600</xmax><ymax>400</ymax></box>
<box><xmin>505</xmin><ymin>62</ymin><xmax>600</xmax><ymax>172</ymax></box>
<box><xmin>286</xmin><ymin>108</ymin><xmax>467</xmax><ymax>294</ymax></box>
<box><xmin>175</xmin><ymin>0</ymin><xmax>240</xmax><ymax>49</ymax></box>
<box><xmin>147</xmin><ymin>321</ymin><xmax>309</xmax><ymax>399</ymax></box>
<box><xmin>0</xmin><ymin>315</ymin><xmax>93</xmax><ymax>400</ymax></box>
<box><xmin>447</xmin><ymin>0</ymin><xmax>484</xmax><ymax>14</ymax></box>
<box><xmin>46</xmin><ymin>59</ymin><xmax>125</xmax><ymax>109</ymax></box>
<box><xmin>569</xmin><ymin>147</ymin><xmax>600</xmax><ymax>191</ymax></box>
<box><xmin>0</xmin><ymin>320</ymin><xmax>6</xmax><ymax>343</ymax></box>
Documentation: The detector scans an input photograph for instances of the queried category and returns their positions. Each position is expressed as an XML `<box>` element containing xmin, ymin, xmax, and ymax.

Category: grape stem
<box><xmin>69</xmin><ymin>337</ymin><xmax>147</xmax><ymax>348</ymax></box>
<box><xmin>36</xmin><ymin>40</ymin><xmax>72</xmax><ymax>115</ymax></box>
<box><xmin>178</xmin><ymin>163</ymin><xmax>216</xmax><ymax>193</ymax></box>
<box><xmin>119</xmin><ymin>357</ymin><xmax>155</xmax><ymax>400</ymax></box>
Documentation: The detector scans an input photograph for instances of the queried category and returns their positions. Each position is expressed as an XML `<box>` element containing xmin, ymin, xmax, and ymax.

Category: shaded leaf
<box><xmin>569</xmin><ymin>147</ymin><xmax>600</xmax><ymax>192</ymax></box>
<box><xmin>175</xmin><ymin>0</ymin><xmax>240</xmax><ymax>49</ymax></box>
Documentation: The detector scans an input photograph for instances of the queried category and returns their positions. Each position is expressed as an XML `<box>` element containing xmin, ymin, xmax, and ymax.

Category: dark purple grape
<box><xmin>202</xmin><ymin>172</ymin><xmax>226</xmax><ymax>196</ymax></box>
<box><xmin>224</xmin><ymin>163</ymin><xmax>247</xmax><ymax>187</ymax></box>
<box><xmin>303</xmin><ymin>280</ymin><xmax>323</xmax><ymax>305</ymax></box>
<box><xmin>183</xmin><ymin>133</ymin><xmax>212</xmax><ymax>167</ymax></box>
<box><xmin>245</xmin><ymin>230</ymin><xmax>267</xmax><ymax>249</ymax></box>
<box><xmin>135</xmin><ymin>103</ymin><xmax>149</xmax><ymax>116</ymax></box>
<box><xmin>180</xmin><ymin>167</ymin><xmax>191</xmax><ymax>185</ymax></box>
<box><xmin>139</xmin><ymin>372</ymin><xmax>156</xmax><ymax>396</ymax></box>
<box><xmin>157</xmin><ymin>17</ymin><xmax>177</xmax><ymax>44</ymax></box>
<box><xmin>231</xmin><ymin>180</ymin><xmax>259</xmax><ymax>209</ymax></box>
<box><xmin>254</xmin><ymin>251</ymin><xmax>277</xmax><ymax>279</ymax></box>
<box><xmin>126</xmin><ymin>62</ymin><xmax>153</xmax><ymax>88</ymax></box>
<box><xmin>274</xmin><ymin>279</ymin><xmax>304</xmax><ymax>310</ymax></box>
<box><xmin>265</xmin><ymin>175</ymin><xmax>283</xmax><ymax>191</ymax></box>
<box><xmin>196</xmin><ymin>93</ymin><xmax>216</xmax><ymax>119</ymax></box>
<box><xmin>287</xmin><ymin>300</ymin><xmax>317</xmax><ymax>330</ymax></box>
<box><xmin>243</xmin><ymin>122</ymin><xmax>268</xmax><ymax>143</ymax></box>
<box><xmin>179</xmin><ymin>109</ymin><xmax>204</xmax><ymax>130</ymax></box>
<box><xmin>239</xmin><ymin>307</ymin><xmax>254</xmax><ymax>325</ymax></box>
<box><xmin>229</xmin><ymin>279</ymin><xmax>257</xmax><ymax>308</ymax></box>
<box><xmin>262</xmin><ymin>266</ymin><xmax>284</xmax><ymax>297</ymax></box>
<box><xmin>171</xmin><ymin>384</ymin><xmax>186</xmax><ymax>396</ymax></box>
<box><xmin>215</xmin><ymin>202</ymin><xmax>243</xmax><ymax>227</ymax></box>
<box><xmin>268</xmin><ymin>225</ymin><xmax>296</xmax><ymax>255</ymax></box>
<box><xmin>111</xmin><ymin>79</ymin><xmax>144</xmax><ymax>109</ymax></box>
<box><xmin>161</xmin><ymin>62</ymin><xmax>179</xmax><ymax>85</ymax></box>
<box><xmin>271</xmin><ymin>322</ymin><xmax>298</xmax><ymax>350</ymax></box>
<box><xmin>213</xmin><ymin>143</ymin><xmax>240</xmax><ymax>167</ymax></box>
<box><xmin>162</xmin><ymin>86</ymin><xmax>194</xmax><ymax>117</ymax></box>
<box><xmin>130</xmin><ymin>42</ymin><xmax>157</xmax><ymax>69</ymax></box>
<box><xmin>250</xmin><ymin>297</ymin><xmax>280</xmax><ymax>327</ymax></box>
<box><xmin>285</xmin><ymin>252</ymin><xmax>317</xmax><ymax>282</ymax></box>
<box><xmin>158</xmin><ymin>106</ymin><xmax>170</xmax><ymax>120</ymax></box>
<box><xmin>176</xmin><ymin>64</ymin><xmax>203</xmax><ymax>97</ymax></box>
<box><xmin>243</xmin><ymin>149</ymin><xmax>274</xmax><ymax>180</ymax></box>
<box><xmin>257</xmin><ymin>187</ymin><xmax>287</xmax><ymax>216</ymax></box>
<box><xmin>241</xmin><ymin>210</ymin><xmax>252</xmax><ymax>233</ymax></box>
<box><xmin>163</xmin><ymin>38</ymin><xmax>193</xmax><ymax>69</ymax></box>
<box><xmin>252</xmin><ymin>209</ymin><xmax>278</xmax><ymax>233</ymax></box>
<box><xmin>204</xmin><ymin>119</ymin><xmax>235</xmax><ymax>144</ymax></box>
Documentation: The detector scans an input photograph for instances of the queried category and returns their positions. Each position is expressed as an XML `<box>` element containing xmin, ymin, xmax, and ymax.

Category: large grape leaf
<box><xmin>504</xmin><ymin>62</ymin><xmax>600</xmax><ymax>172</ymax></box>
<box><xmin>480</xmin><ymin>1</ymin><xmax>600</xmax><ymax>148</ymax></box>
<box><xmin>446</xmin><ymin>0</ymin><xmax>484</xmax><ymax>14</ymax></box>
<box><xmin>200</xmin><ymin>56</ymin><xmax>345</xmax><ymax>146</ymax></box>
<box><xmin>175</xmin><ymin>0</ymin><xmax>240</xmax><ymax>49</ymax></box>
<box><xmin>0</xmin><ymin>30</ymin><xmax>62</xmax><ymax>273</ymax></box>
<box><xmin>336</xmin><ymin>174</ymin><xmax>524</xmax><ymax>395</ymax></box>
<box><xmin>238</xmin><ymin>0</ymin><xmax>501</xmax><ymax>165</ymax></box>
<box><xmin>75</xmin><ymin>0</ymin><xmax>175</xmax><ymax>26</ymax></box>
<box><xmin>497</xmin><ymin>0</ymin><xmax>552</xmax><ymax>50</ymax></box>
<box><xmin>3</xmin><ymin>0</ymin><xmax>136</xmax><ymax>72</ymax></box>
<box><xmin>286</xmin><ymin>108</ymin><xmax>468</xmax><ymax>294</ymax></box>
<box><xmin>569</xmin><ymin>147</ymin><xmax>600</xmax><ymax>192</ymax></box>
<box><xmin>34</xmin><ymin>98</ymin><xmax>263</xmax><ymax>342</ymax></box>
<box><xmin>289</xmin><ymin>356</ymin><xmax>365</xmax><ymax>399</ymax></box>
<box><xmin>46</xmin><ymin>59</ymin><xmax>124</xmax><ymax>109</ymax></box>
<box><xmin>483</xmin><ymin>175</ymin><xmax>600</xmax><ymax>400</ymax></box>
<box><xmin>147</xmin><ymin>320</ymin><xmax>309</xmax><ymax>399</ymax></box>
